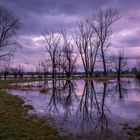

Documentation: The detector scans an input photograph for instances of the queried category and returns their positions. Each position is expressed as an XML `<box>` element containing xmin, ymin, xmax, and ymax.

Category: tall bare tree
<box><xmin>88</xmin><ymin>8</ymin><xmax>119</xmax><ymax>76</ymax></box>
<box><xmin>75</xmin><ymin>20</ymin><xmax>99</xmax><ymax>77</ymax></box>
<box><xmin>0</xmin><ymin>7</ymin><xmax>21</xmax><ymax>60</ymax></box>
<box><xmin>43</xmin><ymin>32</ymin><xmax>61</xmax><ymax>78</ymax></box>
<box><xmin>61</xmin><ymin>31</ymin><xmax>77</xmax><ymax>77</ymax></box>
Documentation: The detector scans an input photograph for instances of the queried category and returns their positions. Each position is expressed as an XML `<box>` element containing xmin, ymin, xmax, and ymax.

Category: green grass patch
<box><xmin>0</xmin><ymin>79</ymin><xmax>68</xmax><ymax>139</ymax></box>
<box><xmin>0</xmin><ymin>91</ymin><xmax>67</xmax><ymax>140</ymax></box>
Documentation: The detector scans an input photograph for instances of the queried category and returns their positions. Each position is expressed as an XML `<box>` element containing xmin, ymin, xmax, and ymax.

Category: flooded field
<box><xmin>6</xmin><ymin>78</ymin><xmax>140</xmax><ymax>140</ymax></box>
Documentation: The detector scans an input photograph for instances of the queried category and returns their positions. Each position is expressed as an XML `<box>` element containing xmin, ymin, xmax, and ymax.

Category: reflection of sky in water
<box><xmin>6</xmin><ymin>78</ymin><xmax>140</xmax><ymax>139</ymax></box>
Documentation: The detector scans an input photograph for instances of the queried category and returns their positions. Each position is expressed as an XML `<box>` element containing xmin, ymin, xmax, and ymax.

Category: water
<box><xmin>6</xmin><ymin>78</ymin><xmax>140</xmax><ymax>139</ymax></box>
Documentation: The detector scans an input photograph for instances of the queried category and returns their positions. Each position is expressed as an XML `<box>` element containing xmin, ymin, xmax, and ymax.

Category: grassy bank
<box><xmin>0</xmin><ymin>79</ymin><xmax>67</xmax><ymax>140</ymax></box>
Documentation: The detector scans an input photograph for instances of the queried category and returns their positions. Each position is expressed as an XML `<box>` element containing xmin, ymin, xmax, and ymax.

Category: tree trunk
<box><xmin>101</xmin><ymin>47</ymin><xmax>107</xmax><ymax>76</ymax></box>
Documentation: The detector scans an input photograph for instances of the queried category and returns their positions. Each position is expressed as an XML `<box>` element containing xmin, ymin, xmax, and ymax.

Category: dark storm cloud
<box><xmin>0</xmin><ymin>0</ymin><xmax>109</xmax><ymax>15</ymax></box>
<box><xmin>0</xmin><ymin>0</ymin><xmax>140</xmax><ymax>36</ymax></box>
<box><xmin>0</xmin><ymin>0</ymin><xmax>140</xmax><ymax>70</ymax></box>
<box><xmin>0</xmin><ymin>0</ymin><xmax>116</xmax><ymax>35</ymax></box>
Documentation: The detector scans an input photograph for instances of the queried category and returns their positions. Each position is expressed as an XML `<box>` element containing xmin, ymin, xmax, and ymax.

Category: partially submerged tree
<box><xmin>61</xmin><ymin>31</ymin><xmax>77</xmax><ymax>77</ymax></box>
<box><xmin>42</xmin><ymin>8</ymin><xmax>120</xmax><ymax>78</ymax></box>
<box><xmin>43</xmin><ymin>31</ymin><xmax>77</xmax><ymax>78</ymax></box>
<box><xmin>75</xmin><ymin>9</ymin><xmax>119</xmax><ymax>77</ymax></box>
<box><xmin>110</xmin><ymin>51</ymin><xmax>127</xmax><ymax>81</ymax></box>
<box><xmin>42</xmin><ymin>32</ymin><xmax>61</xmax><ymax>78</ymax></box>
<box><xmin>87</xmin><ymin>8</ymin><xmax>119</xmax><ymax>76</ymax></box>
<box><xmin>75</xmin><ymin>20</ymin><xmax>98</xmax><ymax>77</ymax></box>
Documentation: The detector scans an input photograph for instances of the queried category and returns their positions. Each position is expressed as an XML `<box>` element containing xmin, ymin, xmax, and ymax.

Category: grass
<box><xmin>0</xmin><ymin>79</ymin><xmax>68</xmax><ymax>140</ymax></box>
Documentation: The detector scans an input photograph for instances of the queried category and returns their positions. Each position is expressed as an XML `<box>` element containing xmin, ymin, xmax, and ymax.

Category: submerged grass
<box><xmin>0</xmin><ymin>79</ymin><xmax>43</xmax><ymax>89</ymax></box>
<box><xmin>0</xmin><ymin>79</ymin><xmax>68</xmax><ymax>140</ymax></box>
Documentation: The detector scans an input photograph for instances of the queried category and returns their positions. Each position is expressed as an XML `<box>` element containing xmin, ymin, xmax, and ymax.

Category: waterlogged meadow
<box><xmin>7</xmin><ymin>78</ymin><xmax>140</xmax><ymax>139</ymax></box>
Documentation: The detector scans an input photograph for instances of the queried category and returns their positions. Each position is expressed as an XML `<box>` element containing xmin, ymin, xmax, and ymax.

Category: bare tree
<box><xmin>11</xmin><ymin>64</ymin><xmax>24</xmax><ymax>79</ymax></box>
<box><xmin>17</xmin><ymin>64</ymin><xmax>24</xmax><ymax>78</ymax></box>
<box><xmin>40</xmin><ymin>59</ymin><xmax>50</xmax><ymax>79</ymax></box>
<box><xmin>36</xmin><ymin>61</ymin><xmax>43</xmax><ymax>79</ymax></box>
<box><xmin>110</xmin><ymin>51</ymin><xmax>127</xmax><ymax>81</ymax></box>
<box><xmin>75</xmin><ymin>20</ymin><xmax>98</xmax><ymax>77</ymax></box>
<box><xmin>60</xmin><ymin>31</ymin><xmax>77</xmax><ymax>77</ymax></box>
<box><xmin>87</xmin><ymin>8</ymin><xmax>119</xmax><ymax>76</ymax></box>
<box><xmin>43</xmin><ymin>32</ymin><xmax>61</xmax><ymax>78</ymax></box>
<box><xmin>12</xmin><ymin>68</ymin><xmax>18</xmax><ymax>79</ymax></box>
<box><xmin>0</xmin><ymin>7</ymin><xmax>21</xmax><ymax>59</ymax></box>
<box><xmin>36</xmin><ymin>61</ymin><xmax>42</xmax><ymax>73</ymax></box>
<box><xmin>1</xmin><ymin>56</ymin><xmax>11</xmax><ymax>79</ymax></box>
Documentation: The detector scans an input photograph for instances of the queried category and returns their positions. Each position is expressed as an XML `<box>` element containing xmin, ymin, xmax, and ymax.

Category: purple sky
<box><xmin>0</xmin><ymin>0</ymin><xmax>140</xmax><ymax>71</ymax></box>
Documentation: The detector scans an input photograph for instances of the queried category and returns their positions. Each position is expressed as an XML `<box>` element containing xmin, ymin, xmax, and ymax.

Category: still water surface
<box><xmin>7</xmin><ymin>78</ymin><xmax>140</xmax><ymax>139</ymax></box>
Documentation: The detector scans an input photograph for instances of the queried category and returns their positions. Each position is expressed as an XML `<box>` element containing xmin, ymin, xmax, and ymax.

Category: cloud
<box><xmin>111</xmin><ymin>27</ymin><xmax>140</xmax><ymax>49</ymax></box>
<box><xmin>0</xmin><ymin>0</ymin><xmax>118</xmax><ymax>35</ymax></box>
<box><xmin>0</xmin><ymin>0</ymin><xmax>140</xmax><ymax>36</ymax></box>
<box><xmin>0</xmin><ymin>0</ymin><xmax>140</xmax><ymax>70</ymax></box>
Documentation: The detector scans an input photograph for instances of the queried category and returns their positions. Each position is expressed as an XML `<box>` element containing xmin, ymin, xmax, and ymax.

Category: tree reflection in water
<box><xmin>46</xmin><ymin>80</ymin><xmax>77</xmax><ymax>117</ymax></box>
<box><xmin>44</xmin><ymin>80</ymin><xmax>124</xmax><ymax>139</ymax></box>
<box><xmin>76</xmin><ymin>81</ymin><xmax>111</xmax><ymax>139</ymax></box>
<box><xmin>7</xmin><ymin>78</ymin><xmax>140</xmax><ymax>139</ymax></box>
